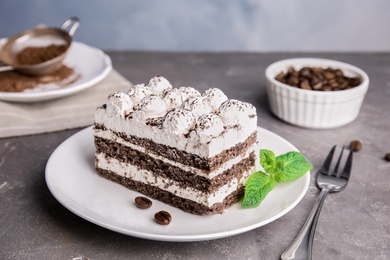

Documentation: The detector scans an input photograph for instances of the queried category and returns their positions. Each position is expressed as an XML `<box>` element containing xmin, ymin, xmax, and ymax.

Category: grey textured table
<box><xmin>1</xmin><ymin>52</ymin><xmax>389</xmax><ymax>260</ymax></box>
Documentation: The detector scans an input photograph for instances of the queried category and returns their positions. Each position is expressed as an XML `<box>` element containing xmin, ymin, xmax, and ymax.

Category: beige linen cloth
<box><xmin>0</xmin><ymin>69</ymin><xmax>132</xmax><ymax>138</ymax></box>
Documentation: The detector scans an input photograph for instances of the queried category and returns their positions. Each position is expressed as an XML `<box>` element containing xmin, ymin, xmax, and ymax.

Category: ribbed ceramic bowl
<box><xmin>265</xmin><ymin>58</ymin><xmax>369</xmax><ymax>129</ymax></box>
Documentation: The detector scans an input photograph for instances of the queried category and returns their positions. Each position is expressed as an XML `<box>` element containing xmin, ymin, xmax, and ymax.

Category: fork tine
<box><xmin>332</xmin><ymin>146</ymin><xmax>345</xmax><ymax>177</ymax></box>
<box><xmin>340</xmin><ymin>148</ymin><xmax>353</xmax><ymax>180</ymax></box>
<box><xmin>321</xmin><ymin>145</ymin><xmax>336</xmax><ymax>176</ymax></box>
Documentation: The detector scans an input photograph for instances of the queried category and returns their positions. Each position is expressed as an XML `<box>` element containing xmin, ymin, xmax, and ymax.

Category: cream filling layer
<box><xmin>96</xmin><ymin>153</ymin><xmax>254</xmax><ymax>207</ymax></box>
<box><xmin>94</xmin><ymin>128</ymin><xmax>257</xmax><ymax>179</ymax></box>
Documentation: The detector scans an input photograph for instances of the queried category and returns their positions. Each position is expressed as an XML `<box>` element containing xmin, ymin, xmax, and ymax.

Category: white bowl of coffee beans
<box><xmin>265</xmin><ymin>58</ymin><xmax>369</xmax><ymax>128</ymax></box>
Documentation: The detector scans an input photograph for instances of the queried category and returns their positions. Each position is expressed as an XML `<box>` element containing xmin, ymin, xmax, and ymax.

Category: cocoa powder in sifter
<box><xmin>0</xmin><ymin>44</ymin><xmax>77</xmax><ymax>93</ymax></box>
<box><xmin>15</xmin><ymin>44</ymin><xmax>67</xmax><ymax>65</ymax></box>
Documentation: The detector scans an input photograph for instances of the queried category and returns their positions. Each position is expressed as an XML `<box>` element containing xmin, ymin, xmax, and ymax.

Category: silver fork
<box><xmin>281</xmin><ymin>145</ymin><xmax>353</xmax><ymax>260</ymax></box>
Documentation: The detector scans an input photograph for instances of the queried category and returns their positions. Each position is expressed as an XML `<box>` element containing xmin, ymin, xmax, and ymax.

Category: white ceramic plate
<box><xmin>45</xmin><ymin>126</ymin><xmax>310</xmax><ymax>242</ymax></box>
<box><xmin>0</xmin><ymin>40</ymin><xmax>112</xmax><ymax>102</ymax></box>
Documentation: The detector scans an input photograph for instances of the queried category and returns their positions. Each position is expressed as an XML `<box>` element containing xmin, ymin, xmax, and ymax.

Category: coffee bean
<box><xmin>312</xmin><ymin>67</ymin><xmax>324</xmax><ymax>74</ymax></box>
<box><xmin>287</xmin><ymin>66</ymin><xmax>296</xmax><ymax>75</ymax></box>
<box><xmin>324</xmin><ymin>72</ymin><xmax>335</xmax><ymax>80</ymax></box>
<box><xmin>384</xmin><ymin>153</ymin><xmax>390</xmax><ymax>161</ymax></box>
<box><xmin>349</xmin><ymin>77</ymin><xmax>362</xmax><ymax>87</ymax></box>
<box><xmin>328</xmin><ymin>78</ymin><xmax>337</xmax><ymax>85</ymax></box>
<box><xmin>300</xmin><ymin>80</ymin><xmax>312</xmax><ymax>90</ymax></box>
<box><xmin>287</xmin><ymin>76</ymin><xmax>300</xmax><ymax>86</ymax></box>
<box><xmin>312</xmin><ymin>81</ymin><xmax>323</xmax><ymax>90</ymax></box>
<box><xmin>338</xmin><ymin>79</ymin><xmax>349</xmax><ymax>89</ymax></box>
<box><xmin>274</xmin><ymin>66</ymin><xmax>362</xmax><ymax>91</ymax></box>
<box><xmin>299</xmin><ymin>67</ymin><xmax>312</xmax><ymax>78</ymax></box>
<box><xmin>275</xmin><ymin>71</ymin><xmax>286</xmax><ymax>82</ymax></box>
<box><xmin>135</xmin><ymin>196</ymin><xmax>152</xmax><ymax>209</ymax></box>
<box><xmin>350</xmin><ymin>140</ymin><xmax>362</xmax><ymax>152</ymax></box>
<box><xmin>334</xmin><ymin>69</ymin><xmax>343</xmax><ymax>77</ymax></box>
<box><xmin>154</xmin><ymin>211</ymin><xmax>172</xmax><ymax>225</ymax></box>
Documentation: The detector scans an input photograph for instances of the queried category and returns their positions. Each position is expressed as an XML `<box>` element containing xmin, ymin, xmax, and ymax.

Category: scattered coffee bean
<box><xmin>135</xmin><ymin>196</ymin><xmax>152</xmax><ymax>209</ymax></box>
<box><xmin>350</xmin><ymin>140</ymin><xmax>362</xmax><ymax>152</ymax></box>
<box><xmin>154</xmin><ymin>211</ymin><xmax>172</xmax><ymax>225</ymax></box>
<box><xmin>384</xmin><ymin>153</ymin><xmax>390</xmax><ymax>162</ymax></box>
<box><xmin>274</xmin><ymin>66</ymin><xmax>362</xmax><ymax>91</ymax></box>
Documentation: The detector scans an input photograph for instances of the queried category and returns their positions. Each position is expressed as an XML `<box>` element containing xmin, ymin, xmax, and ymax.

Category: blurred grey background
<box><xmin>0</xmin><ymin>0</ymin><xmax>389</xmax><ymax>52</ymax></box>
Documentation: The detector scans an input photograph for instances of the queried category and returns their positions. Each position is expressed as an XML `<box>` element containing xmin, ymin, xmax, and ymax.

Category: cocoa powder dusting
<box><xmin>0</xmin><ymin>65</ymin><xmax>78</xmax><ymax>92</ymax></box>
<box><xmin>15</xmin><ymin>44</ymin><xmax>67</xmax><ymax>65</ymax></box>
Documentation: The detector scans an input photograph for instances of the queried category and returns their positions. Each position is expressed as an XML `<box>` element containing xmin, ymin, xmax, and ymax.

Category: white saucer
<box><xmin>0</xmin><ymin>41</ymin><xmax>112</xmax><ymax>102</ymax></box>
<box><xmin>45</xmin><ymin>126</ymin><xmax>310</xmax><ymax>242</ymax></box>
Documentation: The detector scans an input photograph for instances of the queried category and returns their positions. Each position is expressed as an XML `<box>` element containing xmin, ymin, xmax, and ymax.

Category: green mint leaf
<box><xmin>259</xmin><ymin>149</ymin><xmax>276</xmax><ymax>175</ymax></box>
<box><xmin>242</xmin><ymin>171</ymin><xmax>277</xmax><ymax>208</ymax></box>
<box><xmin>273</xmin><ymin>151</ymin><xmax>313</xmax><ymax>182</ymax></box>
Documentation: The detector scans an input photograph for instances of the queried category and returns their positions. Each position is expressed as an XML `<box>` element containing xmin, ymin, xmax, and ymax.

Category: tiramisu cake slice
<box><xmin>94</xmin><ymin>76</ymin><xmax>258</xmax><ymax>215</ymax></box>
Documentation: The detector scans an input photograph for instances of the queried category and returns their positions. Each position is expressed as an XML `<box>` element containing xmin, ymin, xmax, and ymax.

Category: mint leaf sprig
<box><xmin>242</xmin><ymin>149</ymin><xmax>313</xmax><ymax>209</ymax></box>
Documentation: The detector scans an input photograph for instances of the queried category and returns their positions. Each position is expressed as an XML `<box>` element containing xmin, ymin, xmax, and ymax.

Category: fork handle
<box><xmin>281</xmin><ymin>188</ymin><xmax>330</xmax><ymax>260</ymax></box>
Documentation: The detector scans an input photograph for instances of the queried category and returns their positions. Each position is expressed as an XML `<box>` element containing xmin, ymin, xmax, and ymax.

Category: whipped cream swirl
<box><xmin>218</xmin><ymin>99</ymin><xmax>256</xmax><ymax>125</ymax></box>
<box><xmin>106</xmin><ymin>92</ymin><xmax>133</xmax><ymax>116</ymax></box>
<box><xmin>181</xmin><ymin>96</ymin><xmax>212</xmax><ymax>119</ymax></box>
<box><xmin>127</xmin><ymin>84</ymin><xmax>152</xmax><ymax>106</ymax></box>
<box><xmin>202</xmin><ymin>88</ymin><xmax>228</xmax><ymax>112</ymax></box>
<box><xmin>139</xmin><ymin>95</ymin><xmax>167</xmax><ymax>118</ymax></box>
<box><xmin>163</xmin><ymin>108</ymin><xmax>196</xmax><ymax>135</ymax></box>
<box><xmin>148</xmin><ymin>76</ymin><xmax>172</xmax><ymax>95</ymax></box>
<box><xmin>196</xmin><ymin>113</ymin><xmax>225</xmax><ymax>140</ymax></box>
<box><xmin>178</xmin><ymin>86</ymin><xmax>201</xmax><ymax>100</ymax></box>
<box><xmin>163</xmin><ymin>88</ymin><xmax>185</xmax><ymax>110</ymax></box>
